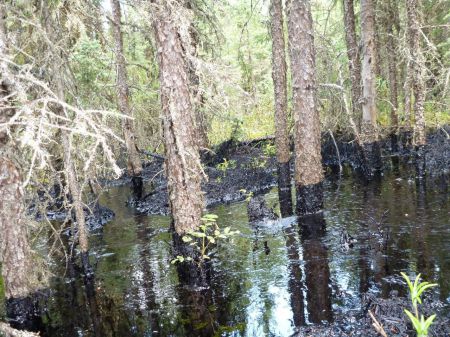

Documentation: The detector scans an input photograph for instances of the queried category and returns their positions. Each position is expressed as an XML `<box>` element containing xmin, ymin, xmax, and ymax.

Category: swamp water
<box><xmin>10</xmin><ymin>165</ymin><xmax>450</xmax><ymax>336</ymax></box>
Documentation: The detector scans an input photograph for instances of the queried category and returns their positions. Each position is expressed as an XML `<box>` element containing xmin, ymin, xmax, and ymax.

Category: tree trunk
<box><xmin>110</xmin><ymin>0</ymin><xmax>143</xmax><ymax>197</ymax></box>
<box><xmin>270</xmin><ymin>0</ymin><xmax>292</xmax><ymax>217</ymax></box>
<box><xmin>0</xmin><ymin>10</ymin><xmax>41</xmax><ymax>328</ymax></box>
<box><xmin>153</xmin><ymin>0</ymin><xmax>204</xmax><ymax>235</ymax></box>
<box><xmin>286</xmin><ymin>0</ymin><xmax>323</xmax><ymax>215</ymax></box>
<box><xmin>342</xmin><ymin>0</ymin><xmax>362</xmax><ymax>130</ymax></box>
<box><xmin>184</xmin><ymin>1</ymin><xmax>209</xmax><ymax>149</ymax></box>
<box><xmin>383</xmin><ymin>0</ymin><xmax>399</xmax><ymax>150</ymax></box>
<box><xmin>360</xmin><ymin>0</ymin><xmax>381</xmax><ymax>172</ymax></box>
<box><xmin>406</xmin><ymin>0</ymin><xmax>427</xmax><ymax>177</ymax></box>
<box><xmin>41</xmin><ymin>1</ymin><xmax>92</xmax><ymax>273</ymax></box>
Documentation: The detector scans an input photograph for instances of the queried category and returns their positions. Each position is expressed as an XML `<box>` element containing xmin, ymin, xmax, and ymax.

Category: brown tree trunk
<box><xmin>360</xmin><ymin>0</ymin><xmax>382</xmax><ymax>172</ymax></box>
<box><xmin>286</xmin><ymin>0</ymin><xmax>323</xmax><ymax>215</ymax></box>
<box><xmin>153</xmin><ymin>0</ymin><xmax>204</xmax><ymax>235</ymax></box>
<box><xmin>406</xmin><ymin>0</ymin><xmax>427</xmax><ymax>177</ymax></box>
<box><xmin>110</xmin><ymin>0</ymin><xmax>143</xmax><ymax>197</ymax></box>
<box><xmin>383</xmin><ymin>0</ymin><xmax>399</xmax><ymax>150</ymax></box>
<box><xmin>0</xmin><ymin>9</ymin><xmax>41</xmax><ymax>327</ymax></box>
<box><xmin>342</xmin><ymin>0</ymin><xmax>362</xmax><ymax>130</ymax></box>
<box><xmin>270</xmin><ymin>0</ymin><xmax>292</xmax><ymax>217</ymax></box>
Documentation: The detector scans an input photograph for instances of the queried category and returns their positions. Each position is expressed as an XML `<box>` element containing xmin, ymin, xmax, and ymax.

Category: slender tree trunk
<box><xmin>0</xmin><ymin>10</ymin><xmax>41</xmax><ymax>328</ymax></box>
<box><xmin>110</xmin><ymin>0</ymin><xmax>143</xmax><ymax>198</ymax></box>
<box><xmin>270</xmin><ymin>0</ymin><xmax>292</xmax><ymax>217</ymax></box>
<box><xmin>286</xmin><ymin>0</ymin><xmax>323</xmax><ymax>215</ymax></box>
<box><xmin>342</xmin><ymin>0</ymin><xmax>362</xmax><ymax>130</ymax></box>
<box><xmin>373</xmin><ymin>0</ymin><xmax>383</xmax><ymax>78</ymax></box>
<box><xmin>406</xmin><ymin>0</ymin><xmax>427</xmax><ymax>177</ymax></box>
<box><xmin>183</xmin><ymin>1</ymin><xmax>209</xmax><ymax>149</ymax></box>
<box><xmin>360</xmin><ymin>0</ymin><xmax>382</xmax><ymax>173</ymax></box>
<box><xmin>41</xmin><ymin>1</ymin><xmax>92</xmax><ymax>273</ymax></box>
<box><xmin>383</xmin><ymin>0</ymin><xmax>399</xmax><ymax>150</ymax></box>
<box><xmin>153</xmin><ymin>0</ymin><xmax>204</xmax><ymax>235</ymax></box>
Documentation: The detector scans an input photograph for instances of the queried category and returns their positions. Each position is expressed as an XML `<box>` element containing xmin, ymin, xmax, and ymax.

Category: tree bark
<box><xmin>286</xmin><ymin>0</ymin><xmax>323</xmax><ymax>215</ymax></box>
<box><xmin>0</xmin><ymin>8</ymin><xmax>41</xmax><ymax>327</ymax></box>
<box><xmin>383</xmin><ymin>0</ymin><xmax>399</xmax><ymax>150</ymax></box>
<box><xmin>360</xmin><ymin>0</ymin><xmax>381</xmax><ymax>172</ymax></box>
<box><xmin>110</xmin><ymin>0</ymin><xmax>143</xmax><ymax>196</ymax></box>
<box><xmin>270</xmin><ymin>0</ymin><xmax>292</xmax><ymax>217</ymax></box>
<box><xmin>153</xmin><ymin>0</ymin><xmax>204</xmax><ymax>234</ymax></box>
<box><xmin>342</xmin><ymin>0</ymin><xmax>362</xmax><ymax>130</ymax></box>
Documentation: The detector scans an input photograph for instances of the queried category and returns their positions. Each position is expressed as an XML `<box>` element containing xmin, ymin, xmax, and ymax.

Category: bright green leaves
<box><xmin>404</xmin><ymin>310</ymin><xmax>436</xmax><ymax>337</ymax></box>
<box><xmin>401</xmin><ymin>272</ymin><xmax>438</xmax><ymax>337</ymax></box>
<box><xmin>170</xmin><ymin>213</ymin><xmax>240</xmax><ymax>266</ymax></box>
<box><xmin>401</xmin><ymin>272</ymin><xmax>438</xmax><ymax>308</ymax></box>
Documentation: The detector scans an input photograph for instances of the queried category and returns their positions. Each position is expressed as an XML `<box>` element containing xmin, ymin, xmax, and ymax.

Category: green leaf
<box><xmin>224</xmin><ymin>227</ymin><xmax>231</xmax><ymax>234</ymax></box>
<box><xmin>207</xmin><ymin>236</ymin><xmax>215</xmax><ymax>244</ymax></box>
<box><xmin>182</xmin><ymin>236</ymin><xmax>193</xmax><ymax>242</ymax></box>
<box><xmin>404</xmin><ymin>309</ymin><xmax>420</xmax><ymax>331</ymax></box>
<box><xmin>424</xmin><ymin>314</ymin><xmax>436</xmax><ymax>329</ymax></box>
<box><xmin>191</xmin><ymin>232</ymin><xmax>206</xmax><ymax>238</ymax></box>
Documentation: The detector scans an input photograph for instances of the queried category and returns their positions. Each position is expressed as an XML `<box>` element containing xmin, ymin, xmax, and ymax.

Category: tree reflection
<box><xmin>298</xmin><ymin>214</ymin><xmax>332</xmax><ymax>324</ymax></box>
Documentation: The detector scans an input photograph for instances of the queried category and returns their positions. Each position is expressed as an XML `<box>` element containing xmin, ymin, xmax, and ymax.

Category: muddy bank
<box><xmin>30</xmin><ymin>192</ymin><xmax>115</xmax><ymax>232</ymax></box>
<box><xmin>295</xmin><ymin>293</ymin><xmax>449</xmax><ymax>337</ymax></box>
<box><xmin>128</xmin><ymin>127</ymin><xmax>449</xmax><ymax>216</ymax></box>
<box><xmin>131</xmin><ymin>144</ymin><xmax>277</xmax><ymax>215</ymax></box>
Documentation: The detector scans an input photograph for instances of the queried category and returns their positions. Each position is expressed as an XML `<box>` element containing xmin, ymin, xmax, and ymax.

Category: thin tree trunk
<box><xmin>406</xmin><ymin>0</ymin><xmax>426</xmax><ymax>147</ymax></box>
<box><xmin>286</xmin><ymin>0</ymin><xmax>324</xmax><ymax>215</ymax></box>
<box><xmin>270</xmin><ymin>0</ymin><xmax>292</xmax><ymax>217</ymax></box>
<box><xmin>0</xmin><ymin>9</ymin><xmax>41</xmax><ymax>327</ymax></box>
<box><xmin>373</xmin><ymin>0</ymin><xmax>383</xmax><ymax>78</ymax></box>
<box><xmin>153</xmin><ymin>0</ymin><xmax>204</xmax><ymax>234</ymax></box>
<box><xmin>342</xmin><ymin>0</ymin><xmax>362</xmax><ymax>130</ymax></box>
<box><xmin>41</xmin><ymin>1</ymin><xmax>91</xmax><ymax>273</ymax></box>
<box><xmin>383</xmin><ymin>0</ymin><xmax>399</xmax><ymax>150</ymax></box>
<box><xmin>110</xmin><ymin>0</ymin><xmax>143</xmax><ymax>198</ymax></box>
<box><xmin>360</xmin><ymin>0</ymin><xmax>382</xmax><ymax>172</ymax></box>
<box><xmin>183</xmin><ymin>1</ymin><xmax>209</xmax><ymax>149</ymax></box>
<box><xmin>406</xmin><ymin>0</ymin><xmax>427</xmax><ymax>177</ymax></box>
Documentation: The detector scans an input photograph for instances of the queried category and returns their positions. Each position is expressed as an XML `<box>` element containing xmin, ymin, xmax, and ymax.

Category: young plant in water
<box><xmin>401</xmin><ymin>272</ymin><xmax>438</xmax><ymax>337</ymax></box>
<box><xmin>171</xmin><ymin>214</ymin><xmax>240</xmax><ymax>267</ymax></box>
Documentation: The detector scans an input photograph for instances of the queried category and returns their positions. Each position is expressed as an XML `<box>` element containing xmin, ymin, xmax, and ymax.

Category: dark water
<box><xmin>30</xmin><ymin>165</ymin><xmax>450</xmax><ymax>336</ymax></box>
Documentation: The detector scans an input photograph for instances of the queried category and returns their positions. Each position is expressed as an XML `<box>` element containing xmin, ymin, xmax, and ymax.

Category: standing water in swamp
<box><xmin>3</xmin><ymin>164</ymin><xmax>448</xmax><ymax>337</ymax></box>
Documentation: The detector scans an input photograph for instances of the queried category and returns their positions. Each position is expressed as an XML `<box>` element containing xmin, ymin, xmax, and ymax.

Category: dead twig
<box><xmin>369</xmin><ymin>310</ymin><xmax>389</xmax><ymax>337</ymax></box>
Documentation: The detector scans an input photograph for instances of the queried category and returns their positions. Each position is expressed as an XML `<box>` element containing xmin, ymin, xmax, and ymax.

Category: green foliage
<box><xmin>248</xmin><ymin>157</ymin><xmax>267</xmax><ymax>169</ymax></box>
<box><xmin>404</xmin><ymin>310</ymin><xmax>436</xmax><ymax>337</ymax></box>
<box><xmin>216</xmin><ymin>158</ymin><xmax>237</xmax><ymax>172</ymax></box>
<box><xmin>262</xmin><ymin>143</ymin><xmax>277</xmax><ymax>157</ymax></box>
<box><xmin>401</xmin><ymin>272</ymin><xmax>438</xmax><ymax>337</ymax></box>
<box><xmin>239</xmin><ymin>189</ymin><xmax>253</xmax><ymax>202</ymax></box>
<box><xmin>171</xmin><ymin>214</ymin><xmax>240</xmax><ymax>267</ymax></box>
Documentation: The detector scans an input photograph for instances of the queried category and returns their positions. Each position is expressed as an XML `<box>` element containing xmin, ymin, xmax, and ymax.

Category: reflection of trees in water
<box><xmin>43</xmin><ymin>261</ymin><xmax>134</xmax><ymax>337</ymax></box>
<box><xmin>130</xmin><ymin>215</ymin><xmax>161</xmax><ymax>335</ymax></box>
<box><xmin>283</xmin><ymin>226</ymin><xmax>305</xmax><ymax>327</ymax></box>
<box><xmin>299</xmin><ymin>215</ymin><xmax>333</xmax><ymax>324</ymax></box>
